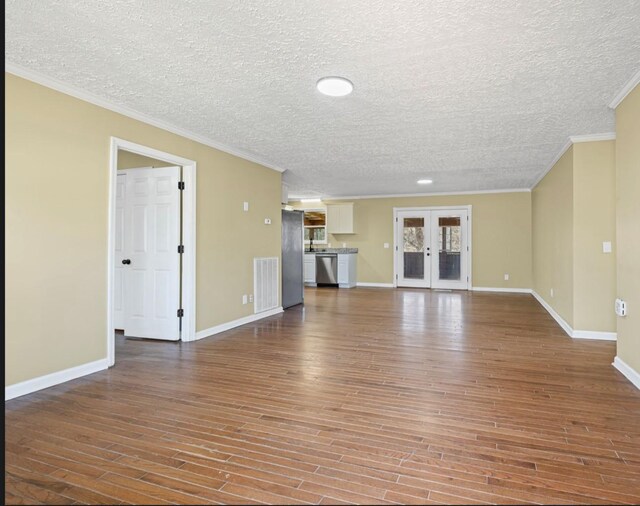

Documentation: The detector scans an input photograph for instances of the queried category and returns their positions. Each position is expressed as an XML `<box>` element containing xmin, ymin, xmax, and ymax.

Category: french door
<box><xmin>396</xmin><ymin>208</ymin><xmax>469</xmax><ymax>290</ymax></box>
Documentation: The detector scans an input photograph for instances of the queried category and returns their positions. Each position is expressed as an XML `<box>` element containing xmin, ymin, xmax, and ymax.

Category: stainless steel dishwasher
<box><xmin>316</xmin><ymin>253</ymin><xmax>338</xmax><ymax>286</ymax></box>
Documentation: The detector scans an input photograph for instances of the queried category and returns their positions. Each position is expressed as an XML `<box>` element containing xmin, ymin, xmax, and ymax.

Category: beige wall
<box><xmin>295</xmin><ymin>192</ymin><xmax>533</xmax><ymax>288</ymax></box>
<box><xmin>117</xmin><ymin>150</ymin><xmax>173</xmax><ymax>169</ymax></box>
<box><xmin>573</xmin><ymin>141</ymin><xmax>616</xmax><ymax>332</ymax></box>
<box><xmin>532</xmin><ymin>140</ymin><xmax>617</xmax><ymax>333</ymax></box>
<box><xmin>615</xmin><ymin>84</ymin><xmax>640</xmax><ymax>372</ymax></box>
<box><xmin>532</xmin><ymin>148</ymin><xmax>575</xmax><ymax>325</ymax></box>
<box><xmin>5</xmin><ymin>73</ymin><xmax>282</xmax><ymax>386</ymax></box>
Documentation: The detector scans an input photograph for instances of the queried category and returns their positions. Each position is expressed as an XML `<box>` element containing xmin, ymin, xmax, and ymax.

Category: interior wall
<box><xmin>5</xmin><ymin>73</ymin><xmax>282</xmax><ymax>386</ymax></box>
<box><xmin>117</xmin><ymin>150</ymin><xmax>173</xmax><ymax>169</ymax></box>
<box><xmin>295</xmin><ymin>191</ymin><xmax>532</xmax><ymax>289</ymax></box>
<box><xmin>615</xmin><ymin>84</ymin><xmax>640</xmax><ymax>372</ymax></box>
<box><xmin>532</xmin><ymin>147</ymin><xmax>575</xmax><ymax>326</ymax></box>
<box><xmin>572</xmin><ymin>140</ymin><xmax>617</xmax><ymax>332</ymax></box>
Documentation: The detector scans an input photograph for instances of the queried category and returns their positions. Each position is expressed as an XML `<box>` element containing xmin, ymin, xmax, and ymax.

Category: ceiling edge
<box><xmin>4</xmin><ymin>62</ymin><xmax>287</xmax><ymax>173</ymax></box>
<box><xmin>531</xmin><ymin>132</ymin><xmax>616</xmax><ymax>190</ymax></box>
<box><xmin>609</xmin><ymin>69</ymin><xmax>640</xmax><ymax>109</ymax></box>
<box><xmin>289</xmin><ymin>188</ymin><xmax>532</xmax><ymax>201</ymax></box>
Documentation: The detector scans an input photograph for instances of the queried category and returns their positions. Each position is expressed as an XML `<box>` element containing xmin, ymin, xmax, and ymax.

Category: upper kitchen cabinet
<box><xmin>326</xmin><ymin>203</ymin><xmax>355</xmax><ymax>234</ymax></box>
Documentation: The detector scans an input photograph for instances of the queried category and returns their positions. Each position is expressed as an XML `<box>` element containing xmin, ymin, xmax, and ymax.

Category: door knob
<box><xmin>122</xmin><ymin>259</ymin><xmax>131</xmax><ymax>265</ymax></box>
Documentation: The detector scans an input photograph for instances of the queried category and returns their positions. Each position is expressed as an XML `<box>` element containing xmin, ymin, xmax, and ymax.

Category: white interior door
<box><xmin>122</xmin><ymin>166</ymin><xmax>182</xmax><ymax>340</ymax></box>
<box><xmin>396</xmin><ymin>210</ymin><xmax>432</xmax><ymax>288</ymax></box>
<box><xmin>114</xmin><ymin>173</ymin><xmax>127</xmax><ymax>329</ymax></box>
<box><xmin>430</xmin><ymin>210</ymin><xmax>469</xmax><ymax>290</ymax></box>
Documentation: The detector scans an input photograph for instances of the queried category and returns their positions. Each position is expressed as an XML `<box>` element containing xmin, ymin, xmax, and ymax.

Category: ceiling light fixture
<box><xmin>301</xmin><ymin>198</ymin><xmax>322</xmax><ymax>203</ymax></box>
<box><xmin>316</xmin><ymin>76</ymin><xmax>353</xmax><ymax>97</ymax></box>
<box><xmin>417</xmin><ymin>179</ymin><xmax>433</xmax><ymax>185</ymax></box>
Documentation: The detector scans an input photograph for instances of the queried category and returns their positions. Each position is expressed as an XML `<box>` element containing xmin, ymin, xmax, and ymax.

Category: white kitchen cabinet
<box><xmin>337</xmin><ymin>253</ymin><xmax>357</xmax><ymax>288</ymax></box>
<box><xmin>326</xmin><ymin>203</ymin><xmax>355</xmax><ymax>234</ymax></box>
<box><xmin>304</xmin><ymin>254</ymin><xmax>317</xmax><ymax>285</ymax></box>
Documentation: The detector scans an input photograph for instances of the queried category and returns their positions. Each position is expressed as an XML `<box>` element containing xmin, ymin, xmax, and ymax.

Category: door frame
<box><xmin>107</xmin><ymin>137</ymin><xmax>197</xmax><ymax>366</ymax></box>
<box><xmin>393</xmin><ymin>205</ymin><xmax>472</xmax><ymax>290</ymax></box>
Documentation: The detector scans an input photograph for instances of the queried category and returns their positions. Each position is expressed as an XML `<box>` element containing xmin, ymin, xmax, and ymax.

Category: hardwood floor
<box><xmin>5</xmin><ymin>287</ymin><xmax>640</xmax><ymax>505</ymax></box>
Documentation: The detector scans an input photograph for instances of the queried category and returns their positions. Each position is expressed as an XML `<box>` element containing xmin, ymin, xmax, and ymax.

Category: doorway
<box><xmin>108</xmin><ymin>138</ymin><xmax>197</xmax><ymax>366</ymax></box>
<box><xmin>394</xmin><ymin>206</ymin><xmax>471</xmax><ymax>290</ymax></box>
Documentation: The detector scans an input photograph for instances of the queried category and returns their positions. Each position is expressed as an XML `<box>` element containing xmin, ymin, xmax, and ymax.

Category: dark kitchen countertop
<box><xmin>304</xmin><ymin>248</ymin><xmax>358</xmax><ymax>254</ymax></box>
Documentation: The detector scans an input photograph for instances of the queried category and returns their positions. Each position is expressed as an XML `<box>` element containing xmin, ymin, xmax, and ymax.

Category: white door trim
<box><xmin>107</xmin><ymin>137</ymin><xmax>197</xmax><ymax>366</ymax></box>
<box><xmin>393</xmin><ymin>205</ymin><xmax>472</xmax><ymax>290</ymax></box>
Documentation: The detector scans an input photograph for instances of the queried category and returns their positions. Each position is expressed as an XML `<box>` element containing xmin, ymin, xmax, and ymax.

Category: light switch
<box><xmin>504</xmin><ymin>274</ymin><xmax>509</xmax><ymax>281</ymax></box>
<box><xmin>264</xmin><ymin>218</ymin><xmax>272</xmax><ymax>225</ymax></box>
<box><xmin>384</xmin><ymin>243</ymin><xmax>390</xmax><ymax>249</ymax></box>
<box><xmin>603</xmin><ymin>241</ymin><xmax>612</xmax><ymax>253</ymax></box>
<box><xmin>243</xmin><ymin>202</ymin><xmax>249</xmax><ymax>211</ymax></box>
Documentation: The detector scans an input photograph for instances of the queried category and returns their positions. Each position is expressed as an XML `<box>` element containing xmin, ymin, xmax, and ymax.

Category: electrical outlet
<box><xmin>342</xmin><ymin>242</ymin><xmax>347</xmax><ymax>248</ymax></box>
<box><xmin>550</xmin><ymin>288</ymin><xmax>554</xmax><ymax>298</ymax></box>
<box><xmin>504</xmin><ymin>274</ymin><xmax>509</xmax><ymax>281</ymax></box>
<box><xmin>242</xmin><ymin>294</ymin><xmax>248</xmax><ymax>305</ymax></box>
<box><xmin>615</xmin><ymin>298</ymin><xmax>627</xmax><ymax>316</ymax></box>
<box><xmin>264</xmin><ymin>218</ymin><xmax>272</xmax><ymax>225</ymax></box>
<box><xmin>249</xmin><ymin>294</ymin><xmax>254</xmax><ymax>303</ymax></box>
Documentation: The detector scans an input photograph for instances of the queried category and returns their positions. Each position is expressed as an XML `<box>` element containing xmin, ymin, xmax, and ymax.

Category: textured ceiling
<box><xmin>6</xmin><ymin>1</ymin><xmax>640</xmax><ymax>198</ymax></box>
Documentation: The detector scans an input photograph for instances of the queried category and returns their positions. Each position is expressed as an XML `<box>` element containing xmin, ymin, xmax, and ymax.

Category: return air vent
<box><xmin>254</xmin><ymin>257</ymin><xmax>279</xmax><ymax>313</ymax></box>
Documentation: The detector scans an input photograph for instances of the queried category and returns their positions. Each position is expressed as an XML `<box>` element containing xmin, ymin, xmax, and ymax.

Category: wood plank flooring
<box><xmin>5</xmin><ymin>287</ymin><xmax>640</xmax><ymax>504</ymax></box>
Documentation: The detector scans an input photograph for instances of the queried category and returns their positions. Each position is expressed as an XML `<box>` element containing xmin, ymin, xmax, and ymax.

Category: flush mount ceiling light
<box><xmin>301</xmin><ymin>198</ymin><xmax>322</xmax><ymax>203</ymax></box>
<box><xmin>417</xmin><ymin>179</ymin><xmax>433</xmax><ymax>185</ymax></box>
<box><xmin>316</xmin><ymin>76</ymin><xmax>354</xmax><ymax>97</ymax></box>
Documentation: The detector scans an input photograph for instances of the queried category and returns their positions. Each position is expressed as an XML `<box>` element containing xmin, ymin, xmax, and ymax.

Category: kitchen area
<box><xmin>281</xmin><ymin>202</ymin><xmax>358</xmax><ymax>308</ymax></box>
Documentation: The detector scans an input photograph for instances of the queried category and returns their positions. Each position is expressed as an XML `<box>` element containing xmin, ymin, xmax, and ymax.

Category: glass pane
<box><xmin>403</xmin><ymin>217</ymin><xmax>424</xmax><ymax>279</ymax></box>
<box><xmin>304</xmin><ymin>227</ymin><xmax>326</xmax><ymax>242</ymax></box>
<box><xmin>303</xmin><ymin>210</ymin><xmax>326</xmax><ymax>226</ymax></box>
<box><xmin>438</xmin><ymin>217</ymin><xmax>461</xmax><ymax>280</ymax></box>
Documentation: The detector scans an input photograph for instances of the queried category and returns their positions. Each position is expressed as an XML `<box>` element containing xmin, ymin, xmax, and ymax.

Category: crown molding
<box><xmin>569</xmin><ymin>133</ymin><xmax>616</xmax><ymax>143</ymax></box>
<box><xmin>609</xmin><ymin>69</ymin><xmax>640</xmax><ymax>109</ymax></box>
<box><xmin>5</xmin><ymin>62</ymin><xmax>286</xmax><ymax>173</ymax></box>
<box><xmin>531</xmin><ymin>132</ymin><xmax>616</xmax><ymax>190</ymax></box>
<box><xmin>289</xmin><ymin>188</ymin><xmax>531</xmax><ymax>202</ymax></box>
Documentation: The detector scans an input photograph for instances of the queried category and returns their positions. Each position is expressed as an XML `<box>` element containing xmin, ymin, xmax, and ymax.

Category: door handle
<box><xmin>122</xmin><ymin>259</ymin><xmax>131</xmax><ymax>265</ymax></box>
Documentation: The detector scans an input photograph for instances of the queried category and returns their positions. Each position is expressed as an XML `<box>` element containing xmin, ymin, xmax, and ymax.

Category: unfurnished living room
<box><xmin>5</xmin><ymin>1</ymin><xmax>640</xmax><ymax>505</ymax></box>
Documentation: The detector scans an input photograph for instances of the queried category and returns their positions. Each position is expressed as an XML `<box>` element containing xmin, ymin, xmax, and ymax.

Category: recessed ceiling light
<box><xmin>417</xmin><ymin>179</ymin><xmax>433</xmax><ymax>185</ymax></box>
<box><xmin>316</xmin><ymin>76</ymin><xmax>353</xmax><ymax>97</ymax></box>
<box><xmin>301</xmin><ymin>198</ymin><xmax>322</xmax><ymax>203</ymax></box>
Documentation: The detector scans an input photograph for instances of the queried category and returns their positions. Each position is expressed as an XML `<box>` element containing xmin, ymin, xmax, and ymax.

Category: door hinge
<box><xmin>178</xmin><ymin>245</ymin><xmax>184</xmax><ymax>254</ymax></box>
<box><xmin>395</xmin><ymin>246</ymin><xmax>398</xmax><ymax>251</ymax></box>
<box><xmin>177</xmin><ymin>309</ymin><xmax>184</xmax><ymax>318</ymax></box>
<box><xmin>467</xmin><ymin>246</ymin><xmax>469</xmax><ymax>251</ymax></box>
<box><xmin>396</xmin><ymin>217</ymin><xmax>398</xmax><ymax>222</ymax></box>
<box><xmin>395</xmin><ymin>274</ymin><xmax>398</xmax><ymax>280</ymax></box>
<box><xmin>178</xmin><ymin>181</ymin><xmax>185</xmax><ymax>190</ymax></box>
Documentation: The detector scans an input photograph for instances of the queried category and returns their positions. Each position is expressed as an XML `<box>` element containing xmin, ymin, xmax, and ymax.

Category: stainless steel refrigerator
<box><xmin>281</xmin><ymin>210</ymin><xmax>304</xmax><ymax>308</ymax></box>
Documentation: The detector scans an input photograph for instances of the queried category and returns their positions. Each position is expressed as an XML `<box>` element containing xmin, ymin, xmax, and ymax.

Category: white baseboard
<box><xmin>572</xmin><ymin>330</ymin><xmax>617</xmax><ymax>341</ymax></box>
<box><xmin>356</xmin><ymin>282</ymin><xmax>395</xmax><ymax>288</ymax></box>
<box><xmin>613</xmin><ymin>357</ymin><xmax>640</xmax><ymax>390</ymax></box>
<box><xmin>472</xmin><ymin>287</ymin><xmax>533</xmax><ymax>294</ymax></box>
<box><xmin>531</xmin><ymin>290</ymin><xmax>574</xmax><ymax>337</ymax></box>
<box><xmin>531</xmin><ymin>291</ymin><xmax>617</xmax><ymax>341</ymax></box>
<box><xmin>5</xmin><ymin>358</ymin><xmax>109</xmax><ymax>401</ymax></box>
<box><xmin>194</xmin><ymin>307</ymin><xmax>284</xmax><ymax>341</ymax></box>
